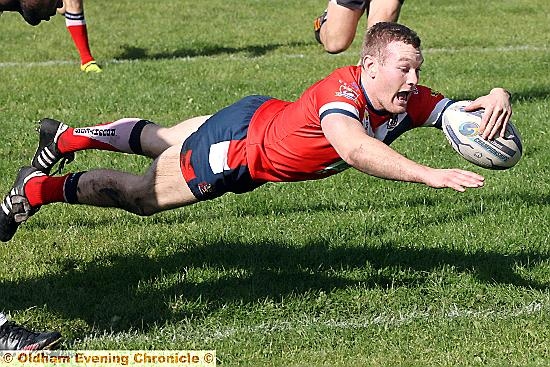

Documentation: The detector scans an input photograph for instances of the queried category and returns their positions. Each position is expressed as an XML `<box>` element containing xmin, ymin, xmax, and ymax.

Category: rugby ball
<box><xmin>442</xmin><ymin>101</ymin><xmax>522</xmax><ymax>170</ymax></box>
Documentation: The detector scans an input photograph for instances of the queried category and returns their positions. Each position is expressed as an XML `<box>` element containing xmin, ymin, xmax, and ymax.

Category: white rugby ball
<box><xmin>442</xmin><ymin>101</ymin><xmax>522</xmax><ymax>170</ymax></box>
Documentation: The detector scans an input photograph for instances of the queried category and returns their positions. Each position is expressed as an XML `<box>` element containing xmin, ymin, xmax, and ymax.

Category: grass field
<box><xmin>0</xmin><ymin>0</ymin><xmax>549</xmax><ymax>365</ymax></box>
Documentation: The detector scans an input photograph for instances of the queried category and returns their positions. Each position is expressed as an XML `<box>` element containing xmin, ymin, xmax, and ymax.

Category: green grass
<box><xmin>0</xmin><ymin>0</ymin><xmax>549</xmax><ymax>365</ymax></box>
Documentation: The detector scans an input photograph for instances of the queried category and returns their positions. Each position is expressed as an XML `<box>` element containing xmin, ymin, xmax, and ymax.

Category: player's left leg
<box><xmin>71</xmin><ymin>144</ymin><xmax>199</xmax><ymax>215</ymax></box>
<box><xmin>31</xmin><ymin>116</ymin><xmax>211</xmax><ymax>174</ymax></box>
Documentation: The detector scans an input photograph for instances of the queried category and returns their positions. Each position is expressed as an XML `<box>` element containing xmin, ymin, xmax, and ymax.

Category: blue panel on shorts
<box><xmin>181</xmin><ymin>95</ymin><xmax>271</xmax><ymax>200</ymax></box>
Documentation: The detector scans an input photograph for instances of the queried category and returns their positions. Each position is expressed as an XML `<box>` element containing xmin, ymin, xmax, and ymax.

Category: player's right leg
<box><xmin>314</xmin><ymin>0</ymin><xmax>364</xmax><ymax>54</ymax></box>
<box><xmin>71</xmin><ymin>143</ymin><xmax>199</xmax><ymax>215</ymax></box>
<box><xmin>1</xmin><ymin>144</ymin><xmax>198</xmax><ymax>242</ymax></box>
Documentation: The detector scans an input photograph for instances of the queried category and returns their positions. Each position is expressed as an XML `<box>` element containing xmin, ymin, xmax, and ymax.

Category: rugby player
<box><xmin>0</xmin><ymin>23</ymin><xmax>512</xmax><ymax>244</ymax></box>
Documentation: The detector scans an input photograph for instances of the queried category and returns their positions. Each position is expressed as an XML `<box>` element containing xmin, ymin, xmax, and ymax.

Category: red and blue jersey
<box><xmin>180</xmin><ymin>66</ymin><xmax>453</xmax><ymax>200</ymax></box>
<box><xmin>246</xmin><ymin>65</ymin><xmax>452</xmax><ymax>183</ymax></box>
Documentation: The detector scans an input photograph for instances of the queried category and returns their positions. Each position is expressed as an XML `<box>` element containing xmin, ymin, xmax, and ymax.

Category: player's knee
<box><xmin>108</xmin><ymin>181</ymin><xmax>161</xmax><ymax>217</ymax></box>
<box><xmin>323</xmin><ymin>38</ymin><xmax>352</xmax><ymax>54</ymax></box>
<box><xmin>127</xmin><ymin>193</ymin><xmax>162</xmax><ymax>217</ymax></box>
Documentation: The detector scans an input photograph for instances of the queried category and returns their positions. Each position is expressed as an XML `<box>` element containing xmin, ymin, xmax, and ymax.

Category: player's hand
<box><xmin>423</xmin><ymin>168</ymin><xmax>485</xmax><ymax>192</ymax></box>
<box><xmin>464</xmin><ymin>88</ymin><xmax>512</xmax><ymax>140</ymax></box>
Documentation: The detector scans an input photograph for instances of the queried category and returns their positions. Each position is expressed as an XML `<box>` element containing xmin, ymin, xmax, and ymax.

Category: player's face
<box><xmin>367</xmin><ymin>41</ymin><xmax>423</xmax><ymax>114</ymax></box>
<box><xmin>0</xmin><ymin>0</ymin><xmax>62</xmax><ymax>25</ymax></box>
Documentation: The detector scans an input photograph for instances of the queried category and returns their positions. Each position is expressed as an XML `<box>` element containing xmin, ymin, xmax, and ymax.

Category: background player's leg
<box><xmin>62</xmin><ymin>0</ymin><xmax>101</xmax><ymax>72</ymax></box>
<box><xmin>319</xmin><ymin>1</ymin><xmax>364</xmax><ymax>54</ymax></box>
<box><xmin>366</xmin><ymin>0</ymin><xmax>403</xmax><ymax>28</ymax></box>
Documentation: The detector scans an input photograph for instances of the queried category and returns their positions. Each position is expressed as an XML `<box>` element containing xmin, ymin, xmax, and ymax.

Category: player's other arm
<box><xmin>321</xmin><ymin>114</ymin><xmax>485</xmax><ymax>192</ymax></box>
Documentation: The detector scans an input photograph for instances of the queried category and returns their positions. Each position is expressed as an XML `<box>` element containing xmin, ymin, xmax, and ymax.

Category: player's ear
<box><xmin>362</xmin><ymin>55</ymin><xmax>378</xmax><ymax>78</ymax></box>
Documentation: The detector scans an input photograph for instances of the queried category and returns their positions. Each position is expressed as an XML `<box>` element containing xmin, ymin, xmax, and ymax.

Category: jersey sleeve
<box><xmin>408</xmin><ymin>85</ymin><xmax>454</xmax><ymax>130</ymax></box>
<box><xmin>310</xmin><ymin>69</ymin><xmax>365</xmax><ymax>124</ymax></box>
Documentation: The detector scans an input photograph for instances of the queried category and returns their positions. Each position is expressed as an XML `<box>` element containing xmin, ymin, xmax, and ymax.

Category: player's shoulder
<box><xmin>406</xmin><ymin>85</ymin><xmax>448</xmax><ymax>126</ymax></box>
<box><xmin>408</xmin><ymin>85</ymin><xmax>445</xmax><ymax>108</ymax></box>
<box><xmin>414</xmin><ymin>85</ymin><xmax>444</xmax><ymax>99</ymax></box>
<box><xmin>316</xmin><ymin>65</ymin><xmax>364</xmax><ymax>99</ymax></box>
<box><xmin>326</xmin><ymin>65</ymin><xmax>361</xmax><ymax>80</ymax></box>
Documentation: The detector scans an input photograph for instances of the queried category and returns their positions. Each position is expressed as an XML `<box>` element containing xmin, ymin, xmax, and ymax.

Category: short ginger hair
<box><xmin>360</xmin><ymin>22</ymin><xmax>421</xmax><ymax>65</ymax></box>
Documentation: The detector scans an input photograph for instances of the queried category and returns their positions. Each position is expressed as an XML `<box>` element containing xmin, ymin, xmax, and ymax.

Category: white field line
<box><xmin>424</xmin><ymin>44</ymin><xmax>549</xmax><ymax>54</ymax></box>
<box><xmin>0</xmin><ymin>45</ymin><xmax>547</xmax><ymax>69</ymax></box>
<box><xmin>201</xmin><ymin>301</ymin><xmax>547</xmax><ymax>342</ymax></box>
<box><xmin>84</xmin><ymin>300</ymin><xmax>547</xmax><ymax>344</ymax></box>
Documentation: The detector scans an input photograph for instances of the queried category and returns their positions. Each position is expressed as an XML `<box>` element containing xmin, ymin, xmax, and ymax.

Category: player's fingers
<box><xmin>481</xmin><ymin>109</ymin><xmax>499</xmax><ymax>139</ymax></box>
<box><xmin>453</xmin><ymin>170</ymin><xmax>484</xmax><ymax>187</ymax></box>
<box><xmin>463</xmin><ymin>100</ymin><xmax>482</xmax><ymax>112</ymax></box>
<box><xmin>487</xmin><ymin>107</ymin><xmax>511</xmax><ymax>140</ymax></box>
<box><xmin>449</xmin><ymin>183</ymin><xmax>466</xmax><ymax>192</ymax></box>
<box><xmin>478</xmin><ymin>107</ymin><xmax>494</xmax><ymax>138</ymax></box>
<box><xmin>499</xmin><ymin>110</ymin><xmax>511</xmax><ymax>138</ymax></box>
<box><xmin>487</xmin><ymin>114</ymin><xmax>505</xmax><ymax>140</ymax></box>
<box><xmin>454</xmin><ymin>169</ymin><xmax>485</xmax><ymax>182</ymax></box>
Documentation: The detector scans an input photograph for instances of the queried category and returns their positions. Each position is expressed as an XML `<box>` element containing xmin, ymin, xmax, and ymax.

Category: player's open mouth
<box><xmin>396</xmin><ymin>91</ymin><xmax>410</xmax><ymax>101</ymax></box>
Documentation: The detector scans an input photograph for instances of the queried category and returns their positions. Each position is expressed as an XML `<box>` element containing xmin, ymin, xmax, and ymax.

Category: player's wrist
<box><xmin>490</xmin><ymin>87</ymin><xmax>512</xmax><ymax>99</ymax></box>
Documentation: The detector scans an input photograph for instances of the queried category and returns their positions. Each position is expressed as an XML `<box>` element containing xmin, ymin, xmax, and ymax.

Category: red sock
<box><xmin>25</xmin><ymin>172</ymin><xmax>85</xmax><ymax>207</ymax></box>
<box><xmin>56</xmin><ymin>118</ymin><xmax>152</xmax><ymax>155</ymax></box>
<box><xmin>65</xmin><ymin>11</ymin><xmax>94</xmax><ymax>65</ymax></box>
<box><xmin>24</xmin><ymin>174</ymin><xmax>69</xmax><ymax>207</ymax></box>
<box><xmin>57</xmin><ymin>126</ymin><xmax>118</xmax><ymax>155</ymax></box>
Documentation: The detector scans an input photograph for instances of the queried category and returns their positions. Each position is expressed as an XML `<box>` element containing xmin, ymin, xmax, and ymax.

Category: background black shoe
<box><xmin>0</xmin><ymin>321</ymin><xmax>62</xmax><ymax>350</ymax></box>
<box><xmin>313</xmin><ymin>10</ymin><xmax>327</xmax><ymax>44</ymax></box>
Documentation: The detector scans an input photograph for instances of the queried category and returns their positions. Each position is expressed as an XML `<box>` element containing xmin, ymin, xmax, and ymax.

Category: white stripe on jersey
<box><xmin>319</xmin><ymin>101</ymin><xmax>360</xmax><ymax>120</ymax></box>
<box><xmin>422</xmin><ymin>97</ymin><xmax>453</xmax><ymax>127</ymax></box>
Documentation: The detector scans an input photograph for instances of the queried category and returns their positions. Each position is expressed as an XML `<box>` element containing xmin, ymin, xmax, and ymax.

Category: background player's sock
<box><xmin>65</xmin><ymin>11</ymin><xmax>95</xmax><ymax>66</ymax></box>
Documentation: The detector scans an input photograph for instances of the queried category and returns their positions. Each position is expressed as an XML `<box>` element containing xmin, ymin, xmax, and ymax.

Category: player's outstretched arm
<box><xmin>321</xmin><ymin>114</ymin><xmax>485</xmax><ymax>192</ymax></box>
